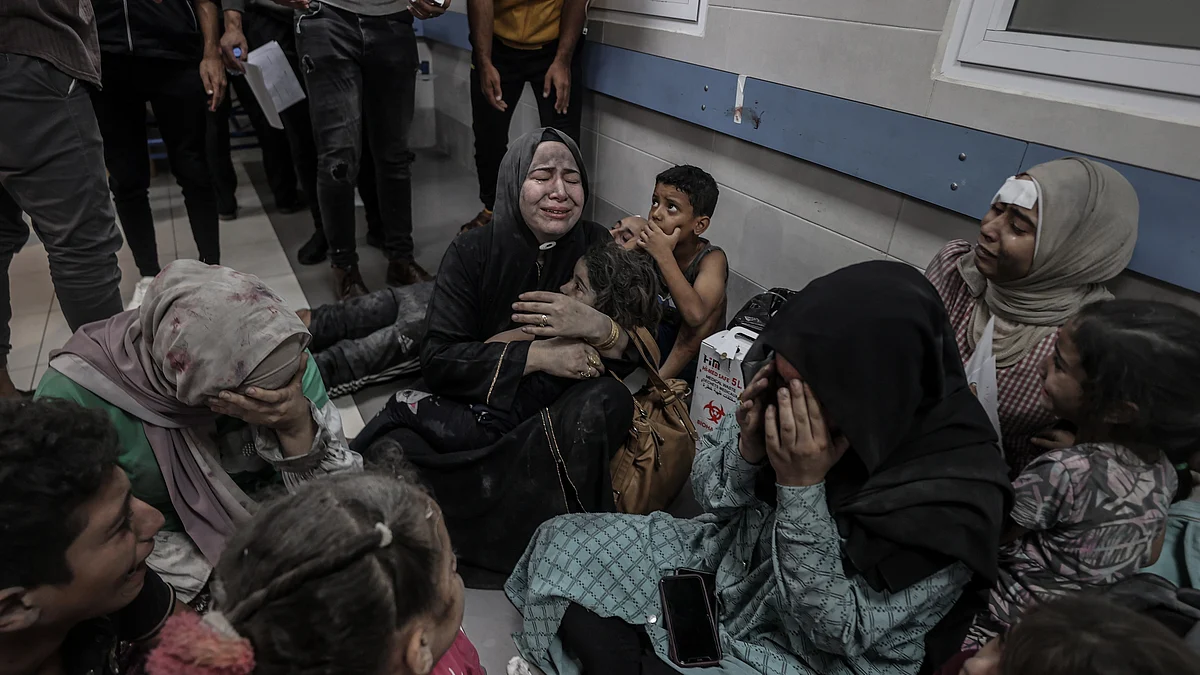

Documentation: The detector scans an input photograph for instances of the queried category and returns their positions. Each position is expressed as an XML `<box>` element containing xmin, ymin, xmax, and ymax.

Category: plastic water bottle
<box><xmin>227</xmin><ymin>47</ymin><xmax>245</xmax><ymax>77</ymax></box>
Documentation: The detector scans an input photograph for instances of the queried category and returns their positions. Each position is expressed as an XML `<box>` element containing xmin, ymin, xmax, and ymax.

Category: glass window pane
<box><xmin>1009</xmin><ymin>0</ymin><xmax>1200</xmax><ymax>50</ymax></box>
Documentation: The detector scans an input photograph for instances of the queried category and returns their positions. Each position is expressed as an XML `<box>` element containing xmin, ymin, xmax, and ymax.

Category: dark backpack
<box><xmin>727</xmin><ymin>288</ymin><xmax>797</xmax><ymax>334</ymax></box>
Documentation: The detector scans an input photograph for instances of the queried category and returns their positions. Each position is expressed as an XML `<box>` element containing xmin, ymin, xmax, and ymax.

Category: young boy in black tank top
<box><xmin>613</xmin><ymin>165</ymin><xmax>728</xmax><ymax>385</ymax></box>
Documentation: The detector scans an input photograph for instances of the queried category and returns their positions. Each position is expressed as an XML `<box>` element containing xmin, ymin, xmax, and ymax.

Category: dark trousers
<box><xmin>0</xmin><ymin>54</ymin><xmax>124</xmax><ymax>366</ymax></box>
<box><xmin>309</xmin><ymin>282</ymin><xmax>430</xmax><ymax>387</ymax></box>
<box><xmin>296</xmin><ymin>1</ymin><xmax>417</xmax><ymax>268</ymax></box>
<box><xmin>559</xmin><ymin>603</ymin><xmax>677</xmax><ymax>675</ymax></box>
<box><xmin>207</xmin><ymin>75</ymin><xmax>301</xmax><ymax>214</ymax></box>
<box><xmin>242</xmin><ymin>7</ymin><xmax>325</xmax><ymax>232</ymax></box>
<box><xmin>91</xmin><ymin>53</ymin><xmax>220</xmax><ymax>277</ymax></box>
<box><xmin>472</xmin><ymin>37</ymin><xmax>585</xmax><ymax>210</ymax></box>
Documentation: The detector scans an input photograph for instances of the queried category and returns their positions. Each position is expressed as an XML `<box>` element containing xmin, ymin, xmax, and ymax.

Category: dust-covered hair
<box><xmin>583</xmin><ymin>243</ymin><xmax>663</xmax><ymax>331</ymax></box>
<box><xmin>1001</xmin><ymin>595</ymin><xmax>1200</xmax><ymax>675</ymax></box>
<box><xmin>210</xmin><ymin>473</ymin><xmax>445</xmax><ymax>675</ymax></box>
<box><xmin>1071</xmin><ymin>300</ymin><xmax>1200</xmax><ymax>462</ymax></box>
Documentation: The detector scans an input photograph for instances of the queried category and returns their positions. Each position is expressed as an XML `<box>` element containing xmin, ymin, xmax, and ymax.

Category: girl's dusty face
<box><xmin>1039</xmin><ymin>324</ymin><xmax>1086</xmax><ymax>420</ymax></box>
<box><xmin>520</xmin><ymin>142</ymin><xmax>585</xmax><ymax>244</ymax></box>
<box><xmin>559</xmin><ymin>258</ymin><xmax>597</xmax><ymax>308</ymax></box>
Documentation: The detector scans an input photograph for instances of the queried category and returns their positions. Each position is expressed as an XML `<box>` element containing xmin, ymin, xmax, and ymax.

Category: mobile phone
<box><xmin>660</xmin><ymin>574</ymin><xmax>722</xmax><ymax>668</ymax></box>
<box><xmin>675</xmin><ymin>568</ymin><xmax>717</xmax><ymax>620</ymax></box>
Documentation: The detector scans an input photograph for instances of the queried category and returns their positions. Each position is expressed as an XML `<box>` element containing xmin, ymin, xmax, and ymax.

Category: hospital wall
<box><xmin>423</xmin><ymin>2</ymin><xmax>1200</xmax><ymax>318</ymax></box>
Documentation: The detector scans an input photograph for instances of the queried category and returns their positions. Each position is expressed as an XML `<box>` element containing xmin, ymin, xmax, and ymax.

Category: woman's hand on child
<box><xmin>527</xmin><ymin>338</ymin><xmax>605</xmax><ymax>380</ymax></box>
<box><xmin>1031</xmin><ymin>426</ymin><xmax>1076</xmax><ymax>451</ymax></box>
<box><xmin>736</xmin><ymin>362</ymin><xmax>774</xmax><ymax>464</ymax></box>
<box><xmin>512</xmin><ymin>291</ymin><xmax>611</xmax><ymax>342</ymax></box>
<box><xmin>765</xmin><ymin>379</ymin><xmax>849</xmax><ymax>487</ymax></box>
<box><xmin>637</xmin><ymin>220</ymin><xmax>681</xmax><ymax>261</ymax></box>
<box><xmin>209</xmin><ymin>353</ymin><xmax>315</xmax><ymax>438</ymax></box>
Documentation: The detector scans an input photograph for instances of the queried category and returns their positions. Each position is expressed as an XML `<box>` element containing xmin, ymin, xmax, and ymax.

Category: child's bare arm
<box><xmin>660</xmin><ymin>302</ymin><xmax>724</xmax><ymax>380</ymax></box>
<box><xmin>659</xmin><ymin>249</ymin><xmax>728</xmax><ymax>329</ymax></box>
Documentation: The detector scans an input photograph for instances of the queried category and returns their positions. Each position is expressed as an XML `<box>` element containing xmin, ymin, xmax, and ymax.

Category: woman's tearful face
<box><xmin>520</xmin><ymin>141</ymin><xmax>585</xmax><ymax>244</ymax></box>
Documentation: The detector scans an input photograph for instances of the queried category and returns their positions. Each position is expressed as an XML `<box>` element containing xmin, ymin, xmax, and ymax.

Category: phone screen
<box><xmin>662</xmin><ymin>575</ymin><xmax>721</xmax><ymax>665</ymax></box>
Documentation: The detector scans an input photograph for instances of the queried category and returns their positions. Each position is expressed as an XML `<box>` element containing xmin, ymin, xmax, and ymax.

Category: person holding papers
<box><xmin>91</xmin><ymin>0</ymin><xmax>228</xmax><ymax>310</ymax></box>
<box><xmin>924</xmin><ymin>158</ymin><xmax>1139</xmax><ymax>475</ymax></box>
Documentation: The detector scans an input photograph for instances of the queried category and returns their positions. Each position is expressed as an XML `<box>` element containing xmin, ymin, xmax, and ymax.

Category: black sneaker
<box><xmin>297</xmin><ymin>229</ymin><xmax>328</xmax><ymax>266</ymax></box>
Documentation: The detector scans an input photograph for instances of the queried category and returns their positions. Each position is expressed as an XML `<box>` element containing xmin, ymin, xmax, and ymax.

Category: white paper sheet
<box><xmin>965</xmin><ymin>317</ymin><xmax>1003</xmax><ymax>450</ymax></box>
<box><xmin>243</xmin><ymin>41</ymin><xmax>306</xmax><ymax>130</ymax></box>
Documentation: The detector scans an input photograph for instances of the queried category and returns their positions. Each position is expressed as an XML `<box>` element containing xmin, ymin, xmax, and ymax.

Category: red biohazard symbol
<box><xmin>703</xmin><ymin>400</ymin><xmax>725</xmax><ymax>425</ymax></box>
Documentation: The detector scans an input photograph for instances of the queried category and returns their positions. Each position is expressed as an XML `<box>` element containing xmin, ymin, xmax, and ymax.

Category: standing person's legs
<box><xmin>528</xmin><ymin>39</ymin><xmax>585</xmax><ymax>143</ymax></box>
<box><xmin>91</xmin><ymin>55</ymin><xmax>162</xmax><ymax>280</ymax></box>
<box><xmin>465</xmin><ymin>41</ymin><xmax>527</xmax><ymax>231</ymax></box>
<box><xmin>151</xmin><ymin>61</ymin><xmax>221</xmax><ymax>265</ymax></box>
<box><xmin>360</xmin><ymin>13</ymin><xmax>427</xmax><ymax>286</ymax></box>
<box><xmin>297</xmin><ymin>2</ymin><xmax>369</xmax><ymax>299</ymax></box>
<box><xmin>206</xmin><ymin>83</ymin><xmax>240</xmax><ymax>219</ymax></box>
<box><xmin>228</xmin><ymin>74</ymin><xmax>301</xmax><ymax>209</ymax></box>
<box><xmin>0</xmin><ymin>55</ymin><xmax>123</xmax><ymax>351</ymax></box>
<box><xmin>357</xmin><ymin>138</ymin><xmax>384</xmax><ymax>247</ymax></box>
<box><xmin>0</xmin><ymin>187</ymin><xmax>30</xmax><ymax>397</ymax></box>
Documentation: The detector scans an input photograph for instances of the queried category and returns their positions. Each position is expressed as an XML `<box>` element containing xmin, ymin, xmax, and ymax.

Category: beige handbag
<box><xmin>610</xmin><ymin>328</ymin><xmax>700</xmax><ymax>514</ymax></box>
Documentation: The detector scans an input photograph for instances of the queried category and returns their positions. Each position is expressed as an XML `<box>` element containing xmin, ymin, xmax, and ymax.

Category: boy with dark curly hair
<box><xmin>0</xmin><ymin>399</ymin><xmax>171</xmax><ymax>675</ymax></box>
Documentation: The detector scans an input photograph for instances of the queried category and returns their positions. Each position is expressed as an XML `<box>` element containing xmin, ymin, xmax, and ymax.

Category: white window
<box><xmin>590</xmin><ymin>0</ymin><xmax>708</xmax><ymax>36</ymax></box>
<box><xmin>941</xmin><ymin>0</ymin><xmax>1200</xmax><ymax>119</ymax></box>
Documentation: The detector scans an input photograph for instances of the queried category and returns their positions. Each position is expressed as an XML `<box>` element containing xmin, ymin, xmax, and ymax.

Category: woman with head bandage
<box><xmin>925</xmin><ymin>157</ymin><xmax>1139</xmax><ymax>475</ymax></box>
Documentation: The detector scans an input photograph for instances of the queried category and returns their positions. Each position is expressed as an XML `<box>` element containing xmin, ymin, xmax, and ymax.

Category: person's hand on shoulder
<box><xmin>1031</xmin><ymin>426</ymin><xmax>1076</xmax><ymax>451</ymax></box>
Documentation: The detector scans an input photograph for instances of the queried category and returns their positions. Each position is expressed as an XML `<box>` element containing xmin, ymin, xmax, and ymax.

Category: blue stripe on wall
<box><xmin>417</xmin><ymin>12</ymin><xmax>1200</xmax><ymax>294</ymax></box>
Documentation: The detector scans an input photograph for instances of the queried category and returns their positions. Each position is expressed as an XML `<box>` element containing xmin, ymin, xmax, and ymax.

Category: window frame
<box><xmin>591</xmin><ymin>0</ymin><xmax>702</xmax><ymax>22</ymax></box>
<box><xmin>954</xmin><ymin>0</ymin><xmax>1200</xmax><ymax>97</ymax></box>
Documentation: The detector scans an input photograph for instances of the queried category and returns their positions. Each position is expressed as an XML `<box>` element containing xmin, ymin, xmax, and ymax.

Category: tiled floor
<box><xmin>8</xmin><ymin>148</ymin><xmax>529</xmax><ymax>674</ymax></box>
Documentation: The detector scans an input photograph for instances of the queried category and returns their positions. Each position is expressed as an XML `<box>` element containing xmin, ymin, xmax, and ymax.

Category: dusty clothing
<box><xmin>927</xmin><ymin>240</ymin><xmax>1056</xmax><ymax>474</ymax></box>
<box><xmin>308</xmin><ymin>283</ymin><xmax>433</xmax><ymax>394</ymax></box>
<box><xmin>969</xmin><ymin>443</ymin><xmax>1177</xmax><ymax>645</ymax></box>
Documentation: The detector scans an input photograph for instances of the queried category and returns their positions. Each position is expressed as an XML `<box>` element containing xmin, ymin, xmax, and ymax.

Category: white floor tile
<box><xmin>7</xmin><ymin>365</ymin><xmax>36</xmax><ymax>391</ymax></box>
<box><xmin>9</xmin><ymin>270</ymin><xmax>56</xmax><ymax>318</ymax></box>
<box><xmin>219</xmin><ymin>212</ymin><xmax>279</xmax><ymax>247</ymax></box>
<box><xmin>7</xmin><ymin>312</ymin><xmax>47</xmax><ymax>370</ymax></box>
<box><xmin>39</xmin><ymin>311</ymin><xmax>71</xmax><ymax>364</ymax></box>
<box><xmin>334</xmin><ymin>396</ymin><xmax>365</xmax><ymax>439</ymax></box>
<box><xmin>224</xmin><ymin>240</ymin><xmax>293</xmax><ymax>280</ymax></box>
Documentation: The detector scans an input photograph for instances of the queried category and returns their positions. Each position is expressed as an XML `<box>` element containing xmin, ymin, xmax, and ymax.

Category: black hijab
<box><xmin>421</xmin><ymin>129</ymin><xmax>611</xmax><ymax>408</ymax></box>
<box><xmin>749</xmin><ymin>261</ymin><xmax>1012</xmax><ymax>593</ymax></box>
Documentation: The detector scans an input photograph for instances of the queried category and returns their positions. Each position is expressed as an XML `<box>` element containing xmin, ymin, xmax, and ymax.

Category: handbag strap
<box><xmin>626</xmin><ymin>327</ymin><xmax>699</xmax><ymax>440</ymax></box>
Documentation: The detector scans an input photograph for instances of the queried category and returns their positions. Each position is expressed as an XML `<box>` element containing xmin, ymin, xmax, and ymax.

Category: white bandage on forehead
<box><xmin>992</xmin><ymin>175</ymin><xmax>1043</xmax><ymax>256</ymax></box>
<box><xmin>992</xmin><ymin>176</ymin><xmax>1038</xmax><ymax>210</ymax></box>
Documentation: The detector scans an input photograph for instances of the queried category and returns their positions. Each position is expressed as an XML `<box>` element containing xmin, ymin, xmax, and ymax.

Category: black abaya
<box><xmin>357</xmin><ymin>129</ymin><xmax>635</xmax><ymax>587</ymax></box>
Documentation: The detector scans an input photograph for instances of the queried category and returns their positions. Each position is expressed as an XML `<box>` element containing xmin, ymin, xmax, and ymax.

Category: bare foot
<box><xmin>297</xmin><ymin>308</ymin><xmax>311</xmax><ymax>329</ymax></box>
<box><xmin>0</xmin><ymin>368</ymin><xmax>21</xmax><ymax>399</ymax></box>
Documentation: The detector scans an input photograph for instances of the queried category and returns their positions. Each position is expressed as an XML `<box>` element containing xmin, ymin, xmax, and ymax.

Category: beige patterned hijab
<box><xmin>51</xmin><ymin>261</ymin><xmax>310</xmax><ymax>562</ymax></box>
<box><xmin>957</xmin><ymin>157</ymin><xmax>1139</xmax><ymax>367</ymax></box>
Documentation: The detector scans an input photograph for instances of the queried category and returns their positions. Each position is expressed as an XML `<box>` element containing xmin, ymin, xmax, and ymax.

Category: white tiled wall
<box><xmin>426</xmin><ymin>7</ymin><xmax>1200</xmax><ymax>313</ymax></box>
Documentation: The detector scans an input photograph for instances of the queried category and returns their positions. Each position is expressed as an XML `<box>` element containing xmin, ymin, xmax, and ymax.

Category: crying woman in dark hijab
<box><xmin>738</xmin><ymin>260</ymin><xmax>1013</xmax><ymax>594</ymax></box>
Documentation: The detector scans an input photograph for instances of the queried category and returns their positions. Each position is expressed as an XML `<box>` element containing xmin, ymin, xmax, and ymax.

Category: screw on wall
<box><xmin>959</xmin><ymin>153</ymin><xmax>967</xmax><ymax>161</ymax></box>
<box><xmin>950</xmin><ymin>182</ymin><xmax>960</xmax><ymax>191</ymax></box>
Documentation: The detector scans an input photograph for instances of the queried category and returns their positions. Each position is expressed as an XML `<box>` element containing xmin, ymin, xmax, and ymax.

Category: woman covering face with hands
<box><xmin>505</xmin><ymin>261</ymin><xmax>1013</xmax><ymax>675</ymax></box>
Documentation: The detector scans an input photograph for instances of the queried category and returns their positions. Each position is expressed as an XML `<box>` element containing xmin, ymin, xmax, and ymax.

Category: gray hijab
<box><xmin>958</xmin><ymin>157</ymin><xmax>1138</xmax><ymax>367</ymax></box>
<box><xmin>51</xmin><ymin>261</ymin><xmax>310</xmax><ymax>562</ymax></box>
